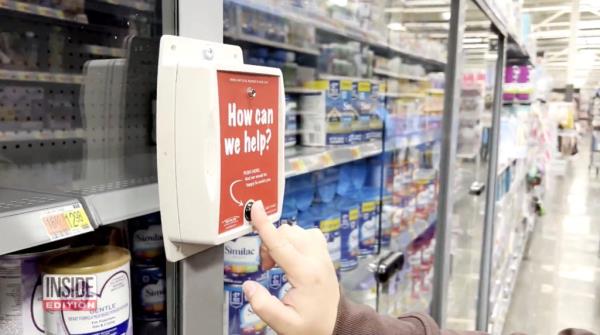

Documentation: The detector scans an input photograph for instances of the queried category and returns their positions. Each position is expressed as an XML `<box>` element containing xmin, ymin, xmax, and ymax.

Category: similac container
<box><xmin>267</xmin><ymin>267</ymin><xmax>291</xmax><ymax>300</ymax></box>
<box><xmin>129</xmin><ymin>213</ymin><xmax>164</xmax><ymax>265</ymax></box>
<box><xmin>310</xmin><ymin>203</ymin><xmax>341</xmax><ymax>274</ymax></box>
<box><xmin>224</xmin><ymin>233</ymin><xmax>265</xmax><ymax>285</ymax></box>
<box><xmin>132</xmin><ymin>265</ymin><xmax>165</xmax><ymax>322</ymax></box>
<box><xmin>42</xmin><ymin>246</ymin><xmax>132</xmax><ymax>335</ymax></box>
<box><xmin>0</xmin><ymin>245</ymin><xmax>67</xmax><ymax>335</ymax></box>
<box><xmin>334</xmin><ymin>196</ymin><xmax>359</xmax><ymax>271</ymax></box>
<box><xmin>224</xmin><ymin>279</ymin><xmax>268</xmax><ymax>335</ymax></box>
<box><xmin>354</xmin><ymin>190</ymin><xmax>377</xmax><ymax>256</ymax></box>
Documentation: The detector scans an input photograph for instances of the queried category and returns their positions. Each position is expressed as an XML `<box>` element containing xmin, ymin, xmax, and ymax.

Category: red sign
<box><xmin>217</xmin><ymin>71</ymin><xmax>279</xmax><ymax>234</ymax></box>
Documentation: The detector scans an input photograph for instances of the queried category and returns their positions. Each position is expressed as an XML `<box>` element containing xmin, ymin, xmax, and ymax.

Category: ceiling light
<box><xmin>387</xmin><ymin>22</ymin><xmax>407</xmax><ymax>31</ymax></box>
<box><xmin>441</xmin><ymin>12</ymin><xmax>451</xmax><ymax>20</ymax></box>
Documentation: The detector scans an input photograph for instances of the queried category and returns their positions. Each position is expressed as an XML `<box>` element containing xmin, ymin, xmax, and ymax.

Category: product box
<box><xmin>350</xmin><ymin>81</ymin><xmax>372</xmax><ymax>143</ymax></box>
<box><xmin>300</xmin><ymin>80</ymin><xmax>354</xmax><ymax>146</ymax></box>
<box><xmin>368</xmin><ymin>82</ymin><xmax>384</xmax><ymax>141</ymax></box>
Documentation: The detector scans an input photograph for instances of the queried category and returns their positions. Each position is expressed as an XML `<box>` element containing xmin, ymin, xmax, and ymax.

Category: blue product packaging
<box><xmin>310</xmin><ymin>203</ymin><xmax>341</xmax><ymax>273</ymax></box>
<box><xmin>337</xmin><ymin>163</ymin><xmax>354</xmax><ymax>196</ymax></box>
<box><xmin>133</xmin><ymin>265</ymin><xmax>166</xmax><ymax>321</ymax></box>
<box><xmin>351</xmin><ymin>160</ymin><xmax>368</xmax><ymax>191</ymax></box>
<box><xmin>224</xmin><ymin>281</ymin><xmax>268</xmax><ymax>335</ymax></box>
<box><xmin>296</xmin><ymin>210</ymin><xmax>314</xmax><ymax>230</ymax></box>
<box><xmin>267</xmin><ymin>267</ymin><xmax>291</xmax><ymax>299</ymax></box>
<box><xmin>353</xmin><ymin>190</ymin><xmax>377</xmax><ymax>256</ymax></box>
<box><xmin>315</xmin><ymin>168</ymin><xmax>338</xmax><ymax>203</ymax></box>
<box><xmin>352</xmin><ymin>81</ymin><xmax>373</xmax><ymax>143</ymax></box>
<box><xmin>335</xmin><ymin>196</ymin><xmax>360</xmax><ymax>271</ymax></box>
<box><xmin>367</xmin><ymin>82</ymin><xmax>384</xmax><ymax>141</ymax></box>
<box><xmin>224</xmin><ymin>234</ymin><xmax>266</xmax><ymax>285</ymax></box>
<box><xmin>289</xmin><ymin>174</ymin><xmax>314</xmax><ymax>212</ymax></box>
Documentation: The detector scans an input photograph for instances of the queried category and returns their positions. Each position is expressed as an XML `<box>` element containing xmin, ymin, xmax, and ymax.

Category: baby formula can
<box><xmin>42</xmin><ymin>246</ymin><xmax>132</xmax><ymax>335</ymax></box>
<box><xmin>0</xmin><ymin>245</ymin><xmax>67</xmax><ymax>334</ymax></box>
<box><xmin>224</xmin><ymin>281</ymin><xmax>267</xmax><ymax>335</ymax></box>
<box><xmin>132</xmin><ymin>265</ymin><xmax>165</xmax><ymax>321</ymax></box>
<box><xmin>224</xmin><ymin>234</ymin><xmax>266</xmax><ymax>285</ymax></box>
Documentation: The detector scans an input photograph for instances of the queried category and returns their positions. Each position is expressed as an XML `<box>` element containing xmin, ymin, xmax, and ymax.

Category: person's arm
<box><xmin>334</xmin><ymin>295</ymin><xmax>486</xmax><ymax>335</ymax></box>
<box><xmin>245</xmin><ymin>201</ymin><xmax>485</xmax><ymax>335</ymax></box>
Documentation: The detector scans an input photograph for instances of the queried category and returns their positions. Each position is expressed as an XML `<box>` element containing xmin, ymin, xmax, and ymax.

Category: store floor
<box><xmin>503</xmin><ymin>141</ymin><xmax>600</xmax><ymax>334</ymax></box>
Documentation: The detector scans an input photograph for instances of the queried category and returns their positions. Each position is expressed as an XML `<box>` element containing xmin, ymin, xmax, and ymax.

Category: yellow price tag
<box><xmin>350</xmin><ymin>147</ymin><xmax>361</xmax><ymax>159</ymax></box>
<box><xmin>64</xmin><ymin>208</ymin><xmax>91</xmax><ymax>230</ymax></box>
<box><xmin>290</xmin><ymin>159</ymin><xmax>306</xmax><ymax>173</ymax></box>
<box><xmin>321</xmin><ymin>152</ymin><xmax>334</xmax><ymax>166</ymax></box>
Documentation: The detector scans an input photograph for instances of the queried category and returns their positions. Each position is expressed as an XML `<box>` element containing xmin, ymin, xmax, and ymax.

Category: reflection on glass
<box><xmin>0</xmin><ymin>2</ymin><xmax>162</xmax><ymax>195</ymax></box>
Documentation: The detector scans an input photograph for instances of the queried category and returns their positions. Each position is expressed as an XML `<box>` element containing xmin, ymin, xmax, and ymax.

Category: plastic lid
<box><xmin>351</xmin><ymin>160</ymin><xmax>368</xmax><ymax>190</ymax></box>
<box><xmin>337</xmin><ymin>164</ymin><xmax>354</xmax><ymax>196</ymax></box>
<box><xmin>297</xmin><ymin>210</ymin><xmax>314</xmax><ymax>229</ymax></box>
<box><xmin>43</xmin><ymin>246</ymin><xmax>131</xmax><ymax>275</ymax></box>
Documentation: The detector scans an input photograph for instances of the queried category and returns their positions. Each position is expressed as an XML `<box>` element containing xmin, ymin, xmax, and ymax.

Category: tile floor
<box><xmin>503</xmin><ymin>143</ymin><xmax>600</xmax><ymax>334</ymax></box>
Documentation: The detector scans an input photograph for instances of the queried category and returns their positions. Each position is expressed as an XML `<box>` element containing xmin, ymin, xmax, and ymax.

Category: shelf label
<box><xmin>320</xmin><ymin>152</ymin><xmax>334</xmax><ymax>166</ymax></box>
<box><xmin>41</xmin><ymin>203</ymin><xmax>93</xmax><ymax>241</ymax></box>
<box><xmin>289</xmin><ymin>158</ymin><xmax>306</xmax><ymax>173</ymax></box>
<box><xmin>350</xmin><ymin>147</ymin><xmax>361</xmax><ymax>159</ymax></box>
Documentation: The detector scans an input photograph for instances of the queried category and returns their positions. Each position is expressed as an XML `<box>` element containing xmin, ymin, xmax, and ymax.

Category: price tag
<box><xmin>289</xmin><ymin>158</ymin><xmax>306</xmax><ymax>173</ymax></box>
<box><xmin>42</xmin><ymin>204</ymin><xmax>93</xmax><ymax>241</ymax></box>
<box><xmin>350</xmin><ymin>146</ymin><xmax>361</xmax><ymax>159</ymax></box>
<box><xmin>320</xmin><ymin>152</ymin><xmax>334</xmax><ymax>166</ymax></box>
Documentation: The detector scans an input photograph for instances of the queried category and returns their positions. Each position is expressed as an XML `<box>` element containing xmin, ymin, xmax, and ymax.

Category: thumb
<box><xmin>243</xmin><ymin>280</ymin><xmax>301</xmax><ymax>333</ymax></box>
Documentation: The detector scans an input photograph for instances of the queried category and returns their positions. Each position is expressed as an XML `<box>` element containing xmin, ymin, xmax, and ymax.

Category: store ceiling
<box><xmin>523</xmin><ymin>0</ymin><xmax>600</xmax><ymax>87</ymax></box>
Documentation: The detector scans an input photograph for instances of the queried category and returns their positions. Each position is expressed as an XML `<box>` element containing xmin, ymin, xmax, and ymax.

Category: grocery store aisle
<box><xmin>503</xmin><ymin>139</ymin><xmax>600</xmax><ymax>334</ymax></box>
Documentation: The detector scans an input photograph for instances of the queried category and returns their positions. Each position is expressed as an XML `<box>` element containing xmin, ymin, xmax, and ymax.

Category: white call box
<box><xmin>157</xmin><ymin>36</ymin><xmax>285</xmax><ymax>262</ymax></box>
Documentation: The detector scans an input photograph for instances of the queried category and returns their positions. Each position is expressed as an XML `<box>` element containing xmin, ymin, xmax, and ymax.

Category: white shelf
<box><xmin>224</xmin><ymin>31</ymin><xmax>320</xmax><ymax>56</ymax></box>
<box><xmin>385</xmin><ymin>128</ymin><xmax>441</xmax><ymax>151</ymax></box>
<box><xmin>0</xmin><ymin>69</ymin><xmax>83</xmax><ymax>84</ymax></box>
<box><xmin>285</xmin><ymin>141</ymin><xmax>383</xmax><ymax>178</ymax></box>
<box><xmin>383</xmin><ymin>92</ymin><xmax>426</xmax><ymax>99</ymax></box>
<box><xmin>373</xmin><ymin>68</ymin><xmax>428</xmax><ymax>82</ymax></box>
<box><xmin>285</xmin><ymin>87</ymin><xmax>323</xmax><ymax>94</ymax></box>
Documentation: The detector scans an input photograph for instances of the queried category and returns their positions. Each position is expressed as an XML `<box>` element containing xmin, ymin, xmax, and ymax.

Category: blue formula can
<box><xmin>335</xmin><ymin>196</ymin><xmax>359</xmax><ymax>271</ymax></box>
<box><xmin>267</xmin><ymin>267</ymin><xmax>292</xmax><ymax>300</ymax></box>
<box><xmin>133</xmin><ymin>265</ymin><xmax>166</xmax><ymax>322</ymax></box>
<box><xmin>224</xmin><ymin>281</ymin><xmax>268</xmax><ymax>335</ymax></box>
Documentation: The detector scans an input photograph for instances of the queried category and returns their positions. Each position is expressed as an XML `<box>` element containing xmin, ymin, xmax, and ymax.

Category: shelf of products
<box><xmin>0</xmin><ymin>129</ymin><xmax>85</xmax><ymax>142</ymax></box>
<box><xmin>0</xmin><ymin>0</ymin><xmax>88</xmax><ymax>23</ymax></box>
<box><xmin>383</xmin><ymin>92</ymin><xmax>426</xmax><ymax>99</ymax></box>
<box><xmin>373</xmin><ymin>68</ymin><xmax>428</xmax><ymax>82</ymax></box>
<box><xmin>285</xmin><ymin>142</ymin><xmax>383</xmax><ymax>178</ymax></box>
<box><xmin>224</xmin><ymin>31</ymin><xmax>320</xmax><ymax>56</ymax></box>
<box><xmin>0</xmin><ymin>70</ymin><xmax>84</xmax><ymax>85</ymax></box>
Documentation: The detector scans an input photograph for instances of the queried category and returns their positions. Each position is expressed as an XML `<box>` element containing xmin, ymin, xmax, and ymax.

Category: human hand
<box><xmin>242</xmin><ymin>201</ymin><xmax>340</xmax><ymax>335</ymax></box>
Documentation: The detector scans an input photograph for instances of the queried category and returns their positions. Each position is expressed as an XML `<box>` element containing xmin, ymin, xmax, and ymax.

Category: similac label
<box><xmin>316</xmin><ymin>218</ymin><xmax>341</xmax><ymax>271</ymax></box>
<box><xmin>132</xmin><ymin>224</ymin><xmax>164</xmax><ymax>264</ymax></box>
<box><xmin>43</xmin><ymin>262</ymin><xmax>132</xmax><ymax>335</ymax></box>
<box><xmin>224</xmin><ymin>284</ymin><xmax>266</xmax><ymax>335</ymax></box>
<box><xmin>339</xmin><ymin>207</ymin><xmax>359</xmax><ymax>271</ymax></box>
<box><xmin>224</xmin><ymin>235</ymin><xmax>262</xmax><ymax>284</ymax></box>
<box><xmin>267</xmin><ymin>268</ymin><xmax>291</xmax><ymax>300</ymax></box>
<box><xmin>133</xmin><ymin>266</ymin><xmax>165</xmax><ymax>321</ymax></box>
<box><xmin>359</xmin><ymin>201</ymin><xmax>377</xmax><ymax>255</ymax></box>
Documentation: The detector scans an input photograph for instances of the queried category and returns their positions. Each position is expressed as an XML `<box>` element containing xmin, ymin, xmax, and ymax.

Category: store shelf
<box><xmin>0</xmin><ymin>0</ymin><xmax>88</xmax><ymax>23</ymax></box>
<box><xmin>82</xmin><ymin>45</ymin><xmax>127</xmax><ymax>58</ymax></box>
<box><xmin>0</xmin><ymin>129</ymin><xmax>85</xmax><ymax>142</ymax></box>
<box><xmin>0</xmin><ymin>69</ymin><xmax>83</xmax><ymax>85</ymax></box>
<box><xmin>427</xmin><ymin>88</ymin><xmax>445</xmax><ymax>95</ymax></box>
<box><xmin>224</xmin><ymin>31</ymin><xmax>320</xmax><ymax>56</ymax></box>
<box><xmin>319</xmin><ymin>73</ymin><xmax>371</xmax><ymax>82</ymax></box>
<box><xmin>385</xmin><ymin>128</ymin><xmax>440</xmax><ymax>151</ymax></box>
<box><xmin>0</xmin><ymin>188</ymin><xmax>92</xmax><ymax>255</ymax></box>
<box><xmin>285</xmin><ymin>87</ymin><xmax>323</xmax><ymax>94</ymax></box>
<box><xmin>0</xmin><ymin>150</ymin><xmax>158</xmax><ymax>227</ymax></box>
<box><xmin>284</xmin><ymin>141</ymin><xmax>382</xmax><ymax>178</ymax></box>
<box><xmin>373</xmin><ymin>68</ymin><xmax>428</xmax><ymax>82</ymax></box>
<box><xmin>224</xmin><ymin>0</ymin><xmax>446</xmax><ymax>69</ymax></box>
<box><xmin>94</xmin><ymin>0</ymin><xmax>154</xmax><ymax>11</ymax></box>
<box><xmin>383</xmin><ymin>92</ymin><xmax>426</xmax><ymax>99</ymax></box>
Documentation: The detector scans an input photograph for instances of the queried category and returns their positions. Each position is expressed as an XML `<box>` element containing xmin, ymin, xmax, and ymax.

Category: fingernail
<box><xmin>243</xmin><ymin>281</ymin><xmax>258</xmax><ymax>299</ymax></box>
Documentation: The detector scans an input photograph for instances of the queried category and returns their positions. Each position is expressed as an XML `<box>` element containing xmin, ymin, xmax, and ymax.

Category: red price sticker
<box><xmin>42</xmin><ymin>204</ymin><xmax>93</xmax><ymax>241</ymax></box>
<box><xmin>217</xmin><ymin>71</ymin><xmax>280</xmax><ymax>234</ymax></box>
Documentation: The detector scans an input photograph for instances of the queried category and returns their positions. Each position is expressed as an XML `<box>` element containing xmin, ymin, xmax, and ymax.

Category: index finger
<box><xmin>250</xmin><ymin>201</ymin><xmax>305</xmax><ymax>278</ymax></box>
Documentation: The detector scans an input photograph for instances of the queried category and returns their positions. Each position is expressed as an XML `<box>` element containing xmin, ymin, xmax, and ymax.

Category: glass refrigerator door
<box><xmin>0</xmin><ymin>1</ymin><xmax>169</xmax><ymax>334</ymax></box>
<box><xmin>220</xmin><ymin>1</ymin><xmax>449</xmax><ymax>333</ymax></box>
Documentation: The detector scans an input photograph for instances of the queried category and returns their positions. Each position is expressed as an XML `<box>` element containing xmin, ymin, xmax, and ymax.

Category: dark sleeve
<box><xmin>333</xmin><ymin>296</ymin><xmax>487</xmax><ymax>335</ymax></box>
